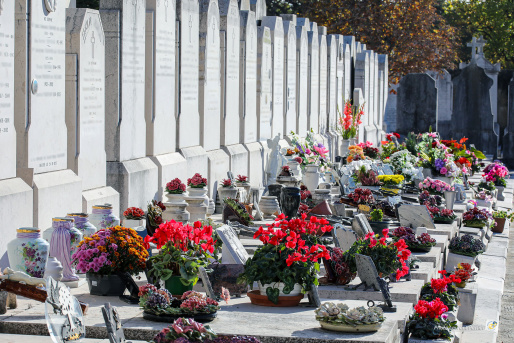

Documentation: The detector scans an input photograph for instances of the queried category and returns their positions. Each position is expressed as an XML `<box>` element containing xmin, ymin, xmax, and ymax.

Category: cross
<box><xmin>91</xmin><ymin>31</ymin><xmax>96</xmax><ymax>59</ymax></box>
<box><xmin>188</xmin><ymin>15</ymin><xmax>193</xmax><ymax>43</ymax></box>
<box><xmin>467</xmin><ymin>36</ymin><xmax>486</xmax><ymax>58</ymax></box>
<box><xmin>476</xmin><ymin>36</ymin><xmax>487</xmax><ymax>55</ymax></box>
<box><xmin>164</xmin><ymin>0</ymin><xmax>169</xmax><ymax>22</ymax></box>
<box><xmin>212</xmin><ymin>21</ymin><xmax>216</xmax><ymax>44</ymax></box>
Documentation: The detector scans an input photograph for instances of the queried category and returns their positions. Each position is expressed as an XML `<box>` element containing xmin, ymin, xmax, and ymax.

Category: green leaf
<box><xmin>266</xmin><ymin>286</ymin><xmax>280</xmax><ymax>304</ymax></box>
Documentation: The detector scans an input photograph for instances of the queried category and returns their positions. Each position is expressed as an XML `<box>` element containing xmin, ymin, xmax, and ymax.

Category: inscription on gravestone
<box><xmin>216</xmin><ymin>224</ymin><xmax>250</xmax><ymax>264</ymax></box>
<box><xmin>352</xmin><ymin>214</ymin><xmax>372</xmax><ymax>237</ymax></box>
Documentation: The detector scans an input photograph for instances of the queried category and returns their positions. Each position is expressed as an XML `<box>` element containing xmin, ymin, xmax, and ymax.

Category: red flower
<box><xmin>123</xmin><ymin>207</ymin><xmax>145</xmax><ymax>220</ymax></box>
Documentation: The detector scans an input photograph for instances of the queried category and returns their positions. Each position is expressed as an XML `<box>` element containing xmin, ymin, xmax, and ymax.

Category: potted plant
<box><xmin>343</xmin><ymin>230</ymin><xmax>411</xmax><ymax>280</ymax></box>
<box><xmin>391</xmin><ymin>227</ymin><xmax>436</xmax><ymax>253</ymax></box>
<box><xmin>315</xmin><ymin>302</ymin><xmax>385</xmax><ymax>332</ymax></box>
<box><xmin>355</xmin><ymin>166</ymin><xmax>381</xmax><ymax>191</ymax></box>
<box><xmin>418</xmin><ymin>177</ymin><xmax>453</xmax><ymax>196</ymax></box>
<box><xmin>165</xmin><ymin>178</ymin><xmax>187</xmax><ymax>204</ymax></box>
<box><xmin>218</xmin><ymin>179</ymin><xmax>238</xmax><ymax>203</ymax></box>
<box><xmin>150</xmin><ymin>317</ymin><xmax>262</xmax><ymax>343</ymax></box>
<box><xmin>419</xmin><ymin>272</ymin><xmax>461</xmax><ymax>311</ymax></box>
<box><xmin>452</xmin><ymin>263</ymin><xmax>476</xmax><ymax>288</ymax></box>
<box><xmin>477</xmin><ymin>180</ymin><xmax>496</xmax><ymax>193</ymax></box>
<box><xmin>447</xmin><ymin>234</ymin><xmax>485</xmax><ymax>272</ymax></box>
<box><xmin>235</xmin><ymin>174</ymin><xmax>249</xmax><ymax>186</ymax></box>
<box><xmin>222</xmin><ymin>198</ymin><xmax>254</xmax><ymax>226</ymax></box>
<box><xmin>389</xmin><ymin>149</ymin><xmax>417</xmax><ymax>175</ymax></box>
<box><xmin>145</xmin><ymin>220</ymin><xmax>216</xmax><ymax>296</ymax></box>
<box><xmin>72</xmin><ymin>226</ymin><xmax>149</xmax><ymax>296</ymax></box>
<box><xmin>346</xmin><ymin>188</ymin><xmax>375</xmax><ymax>214</ymax></box>
<box><xmin>462</xmin><ymin>207</ymin><xmax>492</xmax><ymax>228</ymax></box>
<box><xmin>483</xmin><ymin>163</ymin><xmax>508</xmax><ymax>200</ymax></box>
<box><xmin>358</xmin><ymin>141</ymin><xmax>380</xmax><ymax>160</ymax></box>
<box><xmin>336</xmin><ymin>100</ymin><xmax>364</xmax><ymax>155</ymax></box>
<box><xmin>428</xmin><ymin>206</ymin><xmax>457</xmax><ymax>224</ymax></box>
<box><xmin>378</xmin><ymin>174</ymin><xmax>404</xmax><ymax>194</ymax></box>
<box><xmin>368</xmin><ymin>209</ymin><xmax>392</xmax><ymax>234</ymax></box>
<box><xmin>238</xmin><ymin>214</ymin><xmax>332</xmax><ymax>305</ymax></box>
<box><xmin>406</xmin><ymin>298</ymin><xmax>457</xmax><ymax>341</ymax></box>
<box><xmin>492</xmin><ymin>210</ymin><xmax>514</xmax><ymax>233</ymax></box>
<box><xmin>123</xmin><ymin>207</ymin><xmax>146</xmax><ymax>229</ymax></box>
<box><xmin>418</xmin><ymin>190</ymin><xmax>443</xmax><ymax>206</ymax></box>
<box><xmin>187</xmin><ymin>173</ymin><xmax>209</xmax><ymax>199</ymax></box>
<box><xmin>323</xmin><ymin>247</ymin><xmax>356</xmax><ymax>285</ymax></box>
<box><xmin>139</xmin><ymin>286</ymin><xmax>220</xmax><ymax>322</ymax></box>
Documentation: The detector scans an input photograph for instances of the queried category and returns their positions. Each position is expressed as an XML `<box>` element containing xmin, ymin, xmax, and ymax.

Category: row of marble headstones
<box><xmin>0</xmin><ymin>0</ymin><xmax>389</xmax><ymax>267</ymax></box>
<box><xmin>394</xmin><ymin>37</ymin><xmax>514</xmax><ymax>160</ymax></box>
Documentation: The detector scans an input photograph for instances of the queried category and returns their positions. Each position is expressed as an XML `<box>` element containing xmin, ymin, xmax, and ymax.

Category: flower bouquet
<box><xmin>389</xmin><ymin>150</ymin><xmax>416</xmax><ymax>175</ymax></box>
<box><xmin>188</xmin><ymin>173</ymin><xmax>208</xmax><ymax>189</ymax></box>
<box><xmin>140</xmin><ymin>286</ymin><xmax>220</xmax><ymax>322</ymax></box>
<box><xmin>346</xmin><ymin>188</ymin><xmax>375</xmax><ymax>207</ymax></box>
<box><xmin>336</xmin><ymin>100</ymin><xmax>364</xmax><ymax>140</ymax></box>
<box><xmin>235</xmin><ymin>175</ymin><xmax>249</xmax><ymax>185</ymax></box>
<box><xmin>123</xmin><ymin>207</ymin><xmax>146</xmax><ymax>229</ymax></box>
<box><xmin>449</xmin><ymin>234</ymin><xmax>485</xmax><ymax>258</ymax></box>
<box><xmin>238</xmin><ymin>214</ymin><xmax>331</xmax><ymax>305</ymax></box>
<box><xmin>378</xmin><ymin>174</ymin><xmax>404</xmax><ymax>195</ymax></box>
<box><xmin>391</xmin><ymin>227</ymin><xmax>436</xmax><ymax>252</ymax></box>
<box><xmin>290</xmin><ymin>131</ymin><xmax>330</xmax><ymax>169</ymax></box>
<box><xmin>418</xmin><ymin>190</ymin><xmax>443</xmax><ymax>206</ymax></box>
<box><xmin>462</xmin><ymin>207</ymin><xmax>492</xmax><ymax>228</ymax></box>
<box><xmin>151</xmin><ymin>318</ymin><xmax>261</xmax><ymax>343</ymax></box>
<box><xmin>358</xmin><ymin>142</ymin><xmax>380</xmax><ymax>159</ymax></box>
<box><xmin>428</xmin><ymin>206</ymin><xmax>457</xmax><ymax>224</ymax></box>
<box><xmin>419</xmin><ymin>177</ymin><xmax>453</xmax><ymax>196</ymax></box>
<box><xmin>483</xmin><ymin>162</ymin><xmax>508</xmax><ymax>187</ymax></box>
<box><xmin>406</xmin><ymin>298</ymin><xmax>457</xmax><ymax>340</ymax></box>
<box><xmin>72</xmin><ymin>226</ymin><xmax>149</xmax><ymax>295</ymax></box>
<box><xmin>166</xmin><ymin>178</ymin><xmax>187</xmax><ymax>194</ymax></box>
<box><xmin>355</xmin><ymin>166</ymin><xmax>381</xmax><ymax>187</ymax></box>
<box><xmin>452</xmin><ymin>263</ymin><xmax>476</xmax><ymax>288</ymax></box>
<box><xmin>419</xmin><ymin>272</ymin><xmax>461</xmax><ymax>311</ymax></box>
<box><xmin>145</xmin><ymin>220</ymin><xmax>216</xmax><ymax>295</ymax></box>
<box><xmin>315</xmin><ymin>302</ymin><xmax>385</xmax><ymax>332</ymax></box>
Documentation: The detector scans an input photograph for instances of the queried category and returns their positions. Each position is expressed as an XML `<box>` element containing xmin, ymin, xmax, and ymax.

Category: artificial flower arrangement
<box><xmin>323</xmin><ymin>247</ymin><xmax>356</xmax><ymax>285</ymax></box>
<box><xmin>346</xmin><ymin>188</ymin><xmax>375</xmax><ymax>205</ymax></box>
<box><xmin>391</xmin><ymin>227</ymin><xmax>436</xmax><ymax>252</ymax></box>
<box><xmin>336</xmin><ymin>100</ymin><xmax>364</xmax><ymax>140</ymax></box>
<box><xmin>145</xmin><ymin>220</ymin><xmax>216</xmax><ymax>289</ymax></box>
<box><xmin>166</xmin><ymin>178</ymin><xmax>187</xmax><ymax>194</ymax></box>
<box><xmin>358</xmin><ymin>141</ymin><xmax>380</xmax><ymax>159</ymax></box>
<box><xmin>222</xmin><ymin>198</ymin><xmax>254</xmax><ymax>226</ymax></box>
<box><xmin>347</xmin><ymin>145</ymin><xmax>366</xmax><ymax>162</ymax></box>
<box><xmin>139</xmin><ymin>286</ymin><xmax>219</xmax><ymax>318</ymax></box>
<box><xmin>419</xmin><ymin>271</ymin><xmax>461</xmax><ymax>311</ymax></box>
<box><xmin>147</xmin><ymin>200</ymin><xmax>166</xmax><ymax>235</ymax></box>
<box><xmin>236</xmin><ymin>175</ymin><xmax>249</xmax><ymax>184</ymax></box>
<box><xmin>406</xmin><ymin>297</ymin><xmax>457</xmax><ymax>340</ymax></box>
<box><xmin>462</xmin><ymin>207</ymin><xmax>492</xmax><ymax>228</ymax></box>
<box><xmin>290</xmin><ymin>130</ymin><xmax>330</xmax><ymax>169</ymax></box>
<box><xmin>377</xmin><ymin>174</ymin><xmax>404</xmax><ymax>186</ymax></box>
<box><xmin>315</xmin><ymin>302</ymin><xmax>385</xmax><ymax>331</ymax></box>
<box><xmin>238</xmin><ymin>214</ymin><xmax>332</xmax><ymax>304</ymax></box>
<box><xmin>474</xmin><ymin>190</ymin><xmax>493</xmax><ymax>204</ymax></box>
<box><xmin>342</xmin><ymin>230</ymin><xmax>411</xmax><ymax>280</ymax></box>
<box><xmin>220</xmin><ymin>179</ymin><xmax>234</xmax><ymax>188</ymax></box>
<box><xmin>427</xmin><ymin>206</ymin><xmax>457</xmax><ymax>224</ymax></box>
<box><xmin>389</xmin><ymin>150</ymin><xmax>417</xmax><ymax>175</ymax></box>
<box><xmin>418</xmin><ymin>190</ymin><xmax>443</xmax><ymax>206</ymax></box>
<box><xmin>483</xmin><ymin>162</ymin><xmax>509</xmax><ymax>187</ymax></box>
<box><xmin>72</xmin><ymin>226</ymin><xmax>148</xmax><ymax>276</ymax></box>
<box><xmin>123</xmin><ymin>207</ymin><xmax>145</xmax><ymax>220</ymax></box>
<box><xmin>355</xmin><ymin>166</ymin><xmax>381</xmax><ymax>186</ymax></box>
<box><xmin>188</xmin><ymin>173</ymin><xmax>208</xmax><ymax>188</ymax></box>
<box><xmin>418</xmin><ymin>177</ymin><xmax>453</xmax><ymax>196</ymax></box>
<box><xmin>452</xmin><ymin>263</ymin><xmax>476</xmax><ymax>288</ymax></box>
<box><xmin>449</xmin><ymin>234</ymin><xmax>485</xmax><ymax>257</ymax></box>
<box><xmin>151</xmin><ymin>318</ymin><xmax>261</xmax><ymax>343</ymax></box>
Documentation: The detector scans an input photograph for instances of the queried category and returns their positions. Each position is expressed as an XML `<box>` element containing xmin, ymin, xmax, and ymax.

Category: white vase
<box><xmin>339</xmin><ymin>139</ymin><xmax>350</xmax><ymax>156</ymax></box>
<box><xmin>89</xmin><ymin>204</ymin><xmax>120</xmax><ymax>230</ymax></box>
<box><xmin>165</xmin><ymin>192</ymin><xmax>187</xmax><ymax>204</ymax></box>
<box><xmin>259</xmin><ymin>196</ymin><xmax>280</xmax><ymax>219</ymax></box>
<box><xmin>7</xmin><ymin>227</ymin><xmax>49</xmax><ymax>279</ymax></box>
<box><xmin>66</xmin><ymin>213</ymin><xmax>97</xmax><ymax>238</ymax></box>
<box><xmin>217</xmin><ymin>187</ymin><xmax>239</xmax><ymax>203</ymax></box>
<box><xmin>287</xmin><ymin>160</ymin><xmax>302</xmax><ymax>178</ymax></box>
<box><xmin>302</xmin><ymin>164</ymin><xmax>320</xmax><ymax>191</ymax></box>
<box><xmin>497</xmin><ymin>186</ymin><xmax>505</xmax><ymax>201</ymax></box>
<box><xmin>207</xmin><ymin>199</ymin><xmax>215</xmax><ymax>217</ymax></box>
<box><xmin>258</xmin><ymin>282</ymin><xmax>302</xmax><ymax>296</ymax></box>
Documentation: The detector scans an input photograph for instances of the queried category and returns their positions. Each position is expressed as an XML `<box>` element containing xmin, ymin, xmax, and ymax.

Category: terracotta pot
<box><xmin>244</xmin><ymin>203</ymin><xmax>253</xmax><ymax>215</ymax></box>
<box><xmin>492</xmin><ymin>217</ymin><xmax>506</xmax><ymax>233</ymax></box>
<box><xmin>247</xmin><ymin>290</ymin><xmax>303</xmax><ymax>307</ymax></box>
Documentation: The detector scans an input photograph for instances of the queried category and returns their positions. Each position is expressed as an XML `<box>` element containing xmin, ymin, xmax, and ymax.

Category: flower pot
<box><xmin>319</xmin><ymin>321</ymin><xmax>382</xmax><ymax>333</ymax></box>
<box><xmin>287</xmin><ymin>160</ymin><xmax>302</xmax><ymax>178</ymax></box>
<box><xmin>280</xmin><ymin>187</ymin><xmax>301</xmax><ymax>219</ymax></box>
<box><xmin>434</xmin><ymin>217</ymin><xmax>455</xmax><ymax>224</ymax></box>
<box><xmin>86</xmin><ymin>273</ymin><xmax>126</xmax><ymax>296</ymax></box>
<box><xmin>455</xmin><ymin>281</ymin><xmax>467</xmax><ymax>288</ymax></box>
<box><xmin>267</xmin><ymin>183</ymin><xmax>284</xmax><ymax>206</ymax></box>
<box><xmin>165</xmin><ymin>192</ymin><xmax>188</xmax><ymax>204</ymax></box>
<box><xmin>7</xmin><ymin>228</ymin><xmax>49</xmax><ymax>278</ymax></box>
<box><xmin>497</xmin><ymin>186</ymin><xmax>505</xmax><ymax>201</ymax></box>
<box><xmin>463</xmin><ymin>220</ymin><xmax>486</xmax><ymax>228</ymax></box>
<box><xmin>217</xmin><ymin>187</ymin><xmax>238</xmax><ymax>203</ymax></box>
<box><xmin>122</xmin><ymin>218</ymin><xmax>146</xmax><ymax>229</ymax></box>
<box><xmin>302</xmin><ymin>164</ymin><xmax>320</xmax><ymax>191</ymax></box>
<box><xmin>258</xmin><ymin>282</ymin><xmax>302</xmax><ymax>296</ymax></box>
<box><xmin>380</xmin><ymin>186</ymin><xmax>401</xmax><ymax>195</ymax></box>
<box><xmin>492</xmin><ymin>217</ymin><xmax>506</xmax><ymax>233</ymax></box>
<box><xmin>66</xmin><ymin>213</ymin><xmax>97</xmax><ymax>238</ymax></box>
<box><xmin>247</xmin><ymin>290</ymin><xmax>304</xmax><ymax>307</ymax></box>
<box><xmin>368</xmin><ymin>220</ymin><xmax>392</xmax><ymax>235</ymax></box>
<box><xmin>259</xmin><ymin>196</ymin><xmax>280</xmax><ymax>219</ymax></box>
<box><xmin>339</xmin><ymin>139</ymin><xmax>351</xmax><ymax>156</ymax></box>
<box><xmin>164</xmin><ymin>275</ymin><xmax>193</xmax><ymax>296</ymax></box>
<box><xmin>89</xmin><ymin>204</ymin><xmax>120</xmax><ymax>230</ymax></box>
<box><xmin>444</xmin><ymin>190</ymin><xmax>457</xmax><ymax>211</ymax></box>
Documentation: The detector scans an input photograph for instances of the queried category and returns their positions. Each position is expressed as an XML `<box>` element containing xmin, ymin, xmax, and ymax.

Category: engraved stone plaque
<box><xmin>216</xmin><ymin>224</ymin><xmax>250</xmax><ymax>264</ymax></box>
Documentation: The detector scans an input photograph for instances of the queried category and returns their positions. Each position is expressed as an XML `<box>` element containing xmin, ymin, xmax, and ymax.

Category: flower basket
<box><xmin>247</xmin><ymin>290</ymin><xmax>304</xmax><ymax>307</ymax></box>
<box><xmin>315</xmin><ymin>302</ymin><xmax>385</xmax><ymax>333</ymax></box>
<box><xmin>368</xmin><ymin>220</ymin><xmax>392</xmax><ymax>235</ymax></box>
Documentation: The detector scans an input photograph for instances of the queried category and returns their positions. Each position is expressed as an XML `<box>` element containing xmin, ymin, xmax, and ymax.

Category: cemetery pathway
<box><xmin>497</xmin><ymin>172</ymin><xmax>514</xmax><ymax>343</ymax></box>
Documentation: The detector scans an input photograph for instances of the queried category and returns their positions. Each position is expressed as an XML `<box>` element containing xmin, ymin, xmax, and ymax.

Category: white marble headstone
<box><xmin>334</xmin><ymin>35</ymin><xmax>344</xmax><ymax>115</ymax></box>
<box><xmin>65</xmin><ymin>9</ymin><xmax>106</xmax><ymax>190</ymax></box>
<box><xmin>239</xmin><ymin>10</ymin><xmax>257</xmax><ymax>143</ymax></box>
<box><xmin>146</xmin><ymin>0</ymin><xmax>177</xmax><ymax>155</ymax></box>
<box><xmin>199</xmin><ymin>0</ymin><xmax>221</xmax><ymax>151</ymax></box>
<box><xmin>0</xmin><ymin>0</ymin><xmax>15</xmax><ymax>179</ymax></box>
<box><xmin>15</xmin><ymin>0</ymin><xmax>68</xmax><ymax>173</ymax></box>
<box><xmin>219</xmin><ymin>0</ymin><xmax>240</xmax><ymax>146</ymax></box>
<box><xmin>216</xmin><ymin>224</ymin><xmax>250</xmax><ymax>264</ymax></box>
<box><xmin>257</xmin><ymin>26</ymin><xmax>272</xmax><ymax>141</ymax></box>
<box><xmin>342</xmin><ymin>38</ymin><xmax>353</xmax><ymax>102</ymax></box>
<box><xmin>281</xmin><ymin>17</ymin><xmax>297</xmax><ymax>135</ymax></box>
<box><xmin>306</xmin><ymin>23</ymin><xmax>319</xmax><ymax>133</ymax></box>
<box><xmin>318</xmin><ymin>31</ymin><xmax>328</xmax><ymax>133</ymax></box>
<box><xmin>249</xmin><ymin>0</ymin><xmax>266</xmax><ymax>21</ymax></box>
<box><xmin>296</xmin><ymin>25</ymin><xmax>308</xmax><ymax>135</ymax></box>
<box><xmin>327</xmin><ymin>35</ymin><xmax>337</xmax><ymax>132</ymax></box>
<box><xmin>177</xmin><ymin>0</ymin><xmax>200</xmax><ymax>148</ymax></box>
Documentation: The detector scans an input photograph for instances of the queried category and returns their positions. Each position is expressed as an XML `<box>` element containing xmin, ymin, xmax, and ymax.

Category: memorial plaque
<box><xmin>199</xmin><ymin>0</ymin><xmax>221</xmax><ymax>151</ymax></box>
<box><xmin>352</xmin><ymin>214</ymin><xmax>372</xmax><ymax>237</ymax></box>
<box><xmin>318</xmin><ymin>32</ymin><xmax>328</xmax><ymax>133</ymax></box>
<box><xmin>216</xmin><ymin>224</ymin><xmax>250</xmax><ymax>264</ymax></box>
<box><xmin>332</xmin><ymin>224</ymin><xmax>357</xmax><ymax>252</ymax></box>
<box><xmin>177</xmin><ymin>0</ymin><xmax>201</xmax><ymax>148</ymax></box>
<box><xmin>0</xmin><ymin>0</ymin><xmax>15</xmax><ymax>179</ymax></box>
<box><xmin>198</xmin><ymin>267</ymin><xmax>216</xmax><ymax>300</ymax></box>
<box><xmin>261</xmin><ymin>16</ymin><xmax>284</xmax><ymax>138</ymax></box>
<box><xmin>307</xmin><ymin>25</ymin><xmax>319</xmax><ymax>132</ymax></box>
<box><xmin>66</xmin><ymin>9</ymin><xmax>106</xmax><ymax>191</ymax></box>
<box><xmin>296</xmin><ymin>25</ymin><xmax>308</xmax><ymax>134</ymax></box>
<box><xmin>239</xmin><ymin>10</ymin><xmax>257</xmax><ymax>143</ymax></box>
<box><xmin>100</xmin><ymin>0</ymin><xmax>146</xmax><ymax>161</ymax></box>
<box><xmin>354</xmin><ymin>254</ymin><xmax>381</xmax><ymax>291</ymax></box>
<box><xmin>398</xmin><ymin>204</ymin><xmax>435</xmax><ymax>229</ymax></box>
<box><xmin>327</xmin><ymin>35</ymin><xmax>337</xmax><ymax>131</ymax></box>
<box><xmin>219</xmin><ymin>0</ymin><xmax>240</xmax><ymax>146</ymax></box>
<box><xmin>102</xmin><ymin>303</ymin><xmax>127</xmax><ymax>343</ymax></box>
<box><xmin>146</xmin><ymin>0</ymin><xmax>177</xmax><ymax>155</ymax></box>
<box><xmin>282</xmin><ymin>19</ymin><xmax>297</xmax><ymax>135</ymax></box>
<box><xmin>15</xmin><ymin>0</ymin><xmax>67</xmax><ymax>173</ymax></box>
<box><xmin>257</xmin><ymin>26</ymin><xmax>272</xmax><ymax>141</ymax></box>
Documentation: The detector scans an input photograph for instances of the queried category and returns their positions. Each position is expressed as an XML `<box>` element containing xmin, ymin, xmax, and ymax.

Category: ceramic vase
<box><xmin>267</xmin><ymin>183</ymin><xmax>284</xmax><ymax>206</ymax></box>
<box><xmin>66</xmin><ymin>213</ymin><xmax>97</xmax><ymax>237</ymax></box>
<box><xmin>280</xmin><ymin>187</ymin><xmax>301</xmax><ymax>219</ymax></box>
<box><xmin>259</xmin><ymin>196</ymin><xmax>280</xmax><ymax>219</ymax></box>
<box><xmin>49</xmin><ymin>218</ymin><xmax>83</xmax><ymax>282</ymax></box>
<box><xmin>218</xmin><ymin>187</ymin><xmax>239</xmax><ymax>203</ymax></box>
<box><xmin>258</xmin><ymin>282</ymin><xmax>302</xmax><ymax>296</ymax></box>
<box><xmin>302</xmin><ymin>164</ymin><xmax>320</xmax><ymax>191</ymax></box>
<box><xmin>44</xmin><ymin>256</ymin><xmax>63</xmax><ymax>281</ymax></box>
<box><xmin>7</xmin><ymin>227</ymin><xmax>49</xmax><ymax>278</ymax></box>
<box><xmin>444</xmin><ymin>190</ymin><xmax>457</xmax><ymax>211</ymax></box>
<box><xmin>89</xmin><ymin>204</ymin><xmax>120</xmax><ymax>230</ymax></box>
<box><xmin>497</xmin><ymin>186</ymin><xmax>505</xmax><ymax>201</ymax></box>
<box><xmin>339</xmin><ymin>139</ymin><xmax>350</xmax><ymax>157</ymax></box>
<box><xmin>287</xmin><ymin>160</ymin><xmax>302</xmax><ymax>178</ymax></box>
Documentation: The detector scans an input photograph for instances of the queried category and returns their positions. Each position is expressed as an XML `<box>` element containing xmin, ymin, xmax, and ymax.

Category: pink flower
<box><xmin>294</xmin><ymin>156</ymin><xmax>303</xmax><ymax>164</ymax></box>
<box><xmin>440</xmin><ymin>167</ymin><xmax>447</xmax><ymax>175</ymax></box>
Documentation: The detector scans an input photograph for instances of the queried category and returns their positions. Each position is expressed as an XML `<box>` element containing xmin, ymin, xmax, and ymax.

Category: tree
<box><xmin>299</xmin><ymin>0</ymin><xmax>458</xmax><ymax>84</ymax></box>
<box><xmin>443</xmin><ymin>0</ymin><xmax>514</xmax><ymax>69</ymax></box>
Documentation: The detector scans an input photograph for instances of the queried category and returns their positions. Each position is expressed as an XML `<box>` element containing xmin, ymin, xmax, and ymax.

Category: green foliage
<box><xmin>443</xmin><ymin>0</ymin><xmax>514</xmax><ymax>69</ymax></box>
<box><xmin>420</xmin><ymin>282</ymin><xmax>460</xmax><ymax>311</ymax></box>
<box><xmin>405</xmin><ymin>132</ymin><xmax>419</xmax><ymax>156</ymax></box>
<box><xmin>223</xmin><ymin>198</ymin><xmax>253</xmax><ymax>225</ymax></box>
<box><xmin>407</xmin><ymin>315</ymin><xmax>457</xmax><ymax>340</ymax></box>
<box><xmin>343</xmin><ymin>237</ymin><xmax>401</xmax><ymax>276</ymax></box>
<box><xmin>370</xmin><ymin>209</ymin><xmax>383</xmax><ymax>222</ymax></box>
<box><xmin>493</xmin><ymin>210</ymin><xmax>514</xmax><ymax>220</ymax></box>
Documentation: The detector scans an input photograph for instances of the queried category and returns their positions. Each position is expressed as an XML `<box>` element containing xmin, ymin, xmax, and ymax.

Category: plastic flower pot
<box><xmin>492</xmin><ymin>217</ymin><xmax>506</xmax><ymax>233</ymax></box>
<box><xmin>86</xmin><ymin>273</ymin><xmax>126</xmax><ymax>296</ymax></box>
<box><xmin>164</xmin><ymin>275</ymin><xmax>193</xmax><ymax>296</ymax></box>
